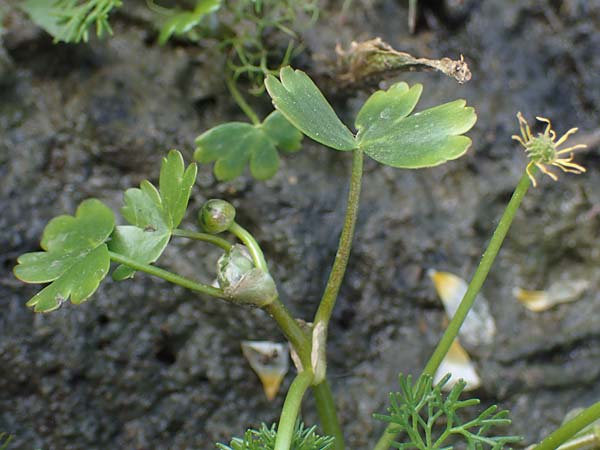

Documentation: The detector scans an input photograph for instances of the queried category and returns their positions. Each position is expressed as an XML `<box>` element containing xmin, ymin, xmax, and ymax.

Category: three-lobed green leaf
<box><xmin>14</xmin><ymin>199</ymin><xmax>115</xmax><ymax>312</ymax></box>
<box><xmin>265</xmin><ymin>67</ymin><xmax>357</xmax><ymax>151</ymax></box>
<box><xmin>195</xmin><ymin>111</ymin><xmax>302</xmax><ymax>181</ymax></box>
<box><xmin>265</xmin><ymin>67</ymin><xmax>477</xmax><ymax>169</ymax></box>
<box><xmin>356</xmin><ymin>83</ymin><xmax>477</xmax><ymax>168</ymax></box>
<box><xmin>109</xmin><ymin>150</ymin><xmax>197</xmax><ymax>280</ymax></box>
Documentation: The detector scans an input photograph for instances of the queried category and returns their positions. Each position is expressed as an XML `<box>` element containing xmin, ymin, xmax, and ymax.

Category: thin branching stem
<box><xmin>226</xmin><ymin>74</ymin><xmax>260</xmax><ymax>125</ymax></box>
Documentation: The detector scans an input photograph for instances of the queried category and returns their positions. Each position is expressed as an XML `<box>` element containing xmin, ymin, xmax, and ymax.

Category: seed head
<box><xmin>512</xmin><ymin>112</ymin><xmax>587</xmax><ymax>187</ymax></box>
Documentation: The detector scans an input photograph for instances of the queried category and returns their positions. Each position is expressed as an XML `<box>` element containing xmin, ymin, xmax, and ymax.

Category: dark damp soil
<box><xmin>1</xmin><ymin>1</ymin><xmax>599</xmax><ymax>449</ymax></box>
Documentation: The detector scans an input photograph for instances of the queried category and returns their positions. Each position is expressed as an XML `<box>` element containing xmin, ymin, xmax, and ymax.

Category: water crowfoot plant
<box><xmin>13</xmin><ymin>67</ymin><xmax>599</xmax><ymax>450</ymax></box>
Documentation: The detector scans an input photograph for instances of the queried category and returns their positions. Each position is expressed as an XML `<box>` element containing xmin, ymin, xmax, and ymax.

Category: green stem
<box><xmin>172</xmin><ymin>228</ymin><xmax>232</xmax><ymax>251</ymax></box>
<box><xmin>108</xmin><ymin>251</ymin><xmax>226</xmax><ymax>299</ymax></box>
<box><xmin>312</xmin><ymin>381</ymin><xmax>345</xmax><ymax>450</ymax></box>
<box><xmin>307</xmin><ymin>148</ymin><xmax>362</xmax><ymax>449</ymax></box>
<box><xmin>533</xmin><ymin>402</ymin><xmax>600</xmax><ymax>450</ymax></box>
<box><xmin>373</xmin><ymin>170</ymin><xmax>533</xmax><ymax>450</ymax></box>
<box><xmin>226</xmin><ymin>75</ymin><xmax>260</xmax><ymax>125</ymax></box>
<box><xmin>264</xmin><ymin>298</ymin><xmax>312</xmax><ymax>366</ymax></box>
<box><xmin>229</xmin><ymin>222</ymin><xmax>269</xmax><ymax>272</ymax></box>
<box><xmin>556</xmin><ymin>429</ymin><xmax>600</xmax><ymax>450</ymax></box>
<box><xmin>422</xmin><ymin>170</ymin><xmax>532</xmax><ymax>377</ymax></box>
<box><xmin>274</xmin><ymin>370</ymin><xmax>314</xmax><ymax>450</ymax></box>
<box><xmin>313</xmin><ymin>148</ymin><xmax>363</xmax><ymax>329</ymax></box>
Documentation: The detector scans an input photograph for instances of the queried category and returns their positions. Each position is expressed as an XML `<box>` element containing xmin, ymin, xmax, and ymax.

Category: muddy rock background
<box><xmin>1</xmin><ymin>1</ymin><xmax>599</xmax><ymax>449</ymax></box>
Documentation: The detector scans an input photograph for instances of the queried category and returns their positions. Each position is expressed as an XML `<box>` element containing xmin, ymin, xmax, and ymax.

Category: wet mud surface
<box><xmin>1</xmin><ymin>1</ymin><xmax>599</xmax><ymax>449</ymax></box>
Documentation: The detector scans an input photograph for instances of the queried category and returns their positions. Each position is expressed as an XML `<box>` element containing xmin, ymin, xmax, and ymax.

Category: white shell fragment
<box><xmin>433</xmin><ymin>339</ymin><xmax>481</xmax><ymax>392</ymax></box>
<box><xmin>241</xmin><ymin>341</ymin><xmax>289</xmax><ymax>401</ymax></box>
<box><xmin>429</xmin><ymin>270</ymin><xmax>496</xmax><ymax>347</ymax></box>
<box><xmin>514</xmin><ymin>279</ymin><xmax>589</xmax><ymax>312</ymax></box>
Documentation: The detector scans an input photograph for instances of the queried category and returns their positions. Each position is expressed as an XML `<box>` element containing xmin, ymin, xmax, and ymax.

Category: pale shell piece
<box><xmin>241</xmin><ymin>341</ymin><xmax>289</xmax><ymax>401</ymax></box>
<box><xmin>514</xmin><ymin>279</ymin><xmax>589</xmax><ymax>312</ymax></box>
<box><xmin>433</xmin><ymin>339</ymin><xmax>481</xmax><ymax>392</ymax></box>
<box><xmin>429</xmin><ymin>270</ymin><xmax>496</xmax><ymax>347</ymax></box>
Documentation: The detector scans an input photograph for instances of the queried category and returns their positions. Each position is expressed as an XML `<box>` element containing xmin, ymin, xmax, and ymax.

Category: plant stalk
<box><xmin>108</xmin><ymin>251</ymin><xmax>227</xmax><ymax>299</ymax></box>
<box><xmin>533</xmin><ymin>402</ymin><xmax>600</xmax><ymax>450</ymax></box>
<box><xmin>274</xmin><ymin>370</ymin><xmax>314</xmax><ymax>450</ymax></box>
<box><xmin>309</xmin><ymin>148</ymin><xmax>363</xmax><ymax>450</ymax></box>
<box><xmin>422</xmin><ymin>170</ymin><xmax>532</xmax><ymax>377</ymax></box>
<box><xmin>227</xmin><ymin>219</ymin><xmax>345</xmax><ymax>446</ymax></box>
<box><xmin>312</xmin><ymin>381</ymin><xmax>345</xmax><ymax>450</ymax></box>
<box><xmin>313</xmin><ymin>148</ymin><xmax>363</xmax><ymax>329</ymax></box>
<box><xmin>229</xmin><ymin>222</ymin><xmax>269</xmax><ymax>272</ymax></box>
<box><xmin>173</xmin><ymin>228</ymin><xmax>232</xmax><ymax>250</ymax></box>
<box><xmin>264</xmin><ymin>298</ymin><xmax>312</xmax><ymax>366</ymax></box>
<box><xmin>226</xmin><ymin>75</ymin><xmax>260</xmax><ymax>125</ymax></box>
<box><xmin>373</xmin><ymin>170</ymin><xmax>534</xmax><ymax>450</ymax></box>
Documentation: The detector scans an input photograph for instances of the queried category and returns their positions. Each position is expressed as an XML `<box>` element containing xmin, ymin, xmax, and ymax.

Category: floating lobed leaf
<box><xmin>14</xmin><ymin>199</ymin><xmax>115</xmax><ymax>312</ymax></box>
<box><xmin>266</xmin><ymin>67</ymin><xmax>476</xmax><ymax>170</ymax></box>
<box><xmin>195</xmin><ymin>111</ymin><xmax>302</xmax><ymax>181</ymax></box>
<box><xmin>356</xmin><ymin>83</ymin><xmax>477</xmax><ymax>168</ymax></box>
<box><xmin>158</xmin><ymin>0</ymin><xmax>222</xmax><ymax>44</ymax></box>
<box><xmin>109</xmin><ymin>150</ymin><xmax>197</xmax><ymax>280</ymax></box>
<box><xmin>265</xmin><ymin>67</ymin><xmax>357</xmax><ymax>151</ymax></box>
<box><xmin>354</xmin><ymin>82</ymin><xmax>422</xmax><ymax>132</ymax></box>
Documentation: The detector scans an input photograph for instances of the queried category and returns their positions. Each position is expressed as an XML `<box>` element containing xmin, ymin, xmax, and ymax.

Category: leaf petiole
<box><xmin>172</xmin><ymin>228</ymin><xmax>232</xmax><ymax>251</ymax></box>
<box><xmin>226</xmin><ymin>74</ymin><xmax>260</xmax><ymax>125</ymax></box>
<box><xmin>108</xmin><ymin>251</ymin><xmax>226</xmax><ymax>299</ymax></box>
<box><xmin>229</xmin><ymin>222</ymin><xmax>269</xmax><ymax>272</ymax></box>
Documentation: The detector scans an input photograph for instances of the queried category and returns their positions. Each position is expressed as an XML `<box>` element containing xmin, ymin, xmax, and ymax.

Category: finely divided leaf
<box><xmin>14</xmin><ymin>199</ymin><xmax>115</xmax><ymax>312</ymax></box>
<box><xmin>109</xmin><ymin>150</ymin><xmax>196</xmax><ymax>280</ymax></box>
<box><xmin>195</xmin><ymin>111</ymin><xmax>302</xmax><ymax>181</ymax></box>
<box><xmin>20</xmin><ymin>0</ymin><xmax>63</xmax><ymax>39</ymax></box>
<box><xmin>265</xmin><ymin>67</ymin><xmax>357</xmax><ymax>151</ymax></box>
<box><xmin>356</xmin><ymin>82</ymin><xmax>477</xmax><ymax>168</ymax></box>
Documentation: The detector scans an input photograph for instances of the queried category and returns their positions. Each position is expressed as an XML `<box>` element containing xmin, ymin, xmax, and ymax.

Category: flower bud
<box><xmin>217</xmin><ymin>245</ymin><xmax>277</xmax><ymax>307</ymax></box>
<box><xmin>199</xmin><ymin>199</ymin><xmax>236</xmax><ymax>234</ymax></box>
<box><xmin>217</xmin><ymin>245</ymin><xmax>254</xmax><ymax>289</ymax></box>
